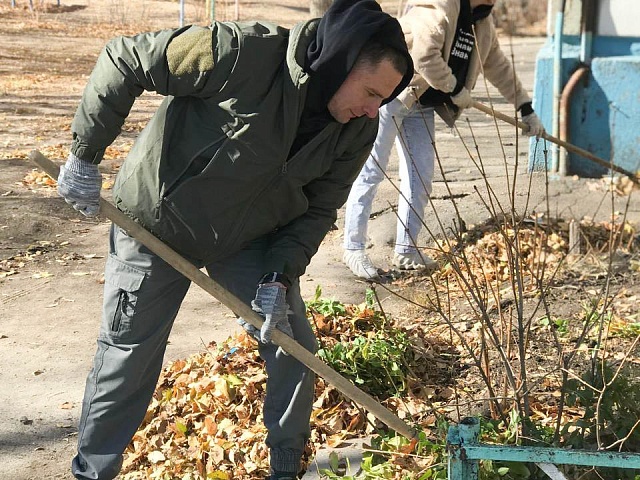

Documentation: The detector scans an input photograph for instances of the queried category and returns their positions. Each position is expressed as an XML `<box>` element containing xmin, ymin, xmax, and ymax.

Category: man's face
<box><xmin>327</xmin><ymin>58</ymin><xmax>403</xmax><ymax>124</ymax></box>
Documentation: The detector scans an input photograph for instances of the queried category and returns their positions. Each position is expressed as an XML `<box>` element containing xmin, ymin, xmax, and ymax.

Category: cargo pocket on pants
<box><xmin>103</xmin><ymin>253</ymin><xmax>146</xmax><ymax>341</ymax></box>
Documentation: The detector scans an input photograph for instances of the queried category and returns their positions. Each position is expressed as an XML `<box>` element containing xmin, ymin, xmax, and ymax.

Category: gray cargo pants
<box><xmin>72</xmin><ymin>225</ymin><xmax>317</xmax><ymax>479</ymax></box>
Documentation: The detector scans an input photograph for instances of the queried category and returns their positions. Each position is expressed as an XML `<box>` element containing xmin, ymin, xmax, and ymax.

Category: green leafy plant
<box><xmin>480</xmin><ymin>460</ymin><xmax>531</xmax><ymax>480</ymax></box>
<box><xmin>308</xmin><ymin>284</ymin><xmax>640</xmax><ymax>480</ymax></box>
<box><xmin>317</xmin><ymin>329</ymin><xmax>412</xmax><ymax>398</ymax></box>
<box><xmin>307</xmin><ymin>285</ymin><xmax>348</xmax><ymax>317</ymax></box>
<box><xmin>481</xmin><ymin>409</ymin><xmax>522</xmax><ymax>445</ymax></box>
<box><xmin>538</xmin><ymin>316</ymin><xmax>569</xmax><ymax>336</ymax></box>
<box><xmin>364</xmin><ymin>287</ymin><xmax>377</xmax><ymax>309</ymax></box>
<box><xmin>338</xmin><ymin>429</ymin><xmax>448</xmax><ymax>480</ymax></box>
<box><xmin>612</xmin><ymin>321</ymin><xmax>640</xmax><ymax>339</ymax></box>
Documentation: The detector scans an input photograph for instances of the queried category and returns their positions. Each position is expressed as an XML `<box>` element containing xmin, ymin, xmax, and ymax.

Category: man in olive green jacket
<box><xmin>56</xmin><ymin>0</ymin><xmax>412</xmax><ymax>478</ymax></box>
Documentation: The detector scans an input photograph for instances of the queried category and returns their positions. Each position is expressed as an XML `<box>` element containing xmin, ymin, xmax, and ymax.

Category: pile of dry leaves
<box><xmin>119</xmin><ymin>302</ymin><xmax>459</xmax><ymax>479</ymax></box>
<box><xmin>436</xmin><ymin>216</ymin><xmax>638</xmax><ymax>292</ymax></box>
<box><xmin>116</xmin><ymin>216</ymin><xmax>639</xmax><ymax>480</ymax></box>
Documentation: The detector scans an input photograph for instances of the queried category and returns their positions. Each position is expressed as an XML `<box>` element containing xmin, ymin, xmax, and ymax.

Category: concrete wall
<box><xmin>529</xmin><ymin>0</ymin><xmax>640</xmax><ymax>177</ymax></box>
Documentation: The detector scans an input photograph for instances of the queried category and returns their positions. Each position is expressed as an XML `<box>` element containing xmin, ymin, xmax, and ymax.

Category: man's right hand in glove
<box><xmin>57</xmin><ymin>153</ymin><xmax>102</xmax><ymax>217</ymax></box>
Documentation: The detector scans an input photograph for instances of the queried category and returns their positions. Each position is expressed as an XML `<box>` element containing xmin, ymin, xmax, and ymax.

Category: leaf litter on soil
<box><xmin>117</xmin><ymin>214</ymin><xmax>640</xmax><ymax>479</ymax></box>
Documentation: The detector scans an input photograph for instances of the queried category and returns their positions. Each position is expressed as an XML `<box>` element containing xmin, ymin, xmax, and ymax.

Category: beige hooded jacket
<box><xmin>396</xmin><ymin>0</ymin><xmax>531</xmax><ymax>113</ymax></box>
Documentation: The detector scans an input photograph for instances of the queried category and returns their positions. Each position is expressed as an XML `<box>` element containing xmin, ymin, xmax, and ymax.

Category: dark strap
<box><xmin>419</xmin><ymin>0</ymin><xmax>475</xmax><ymax>108</ymax></box>
<box><xmin>259</xmin><ymin>271</ymin><xmax>292</xmax><ymax>289</ymax></box>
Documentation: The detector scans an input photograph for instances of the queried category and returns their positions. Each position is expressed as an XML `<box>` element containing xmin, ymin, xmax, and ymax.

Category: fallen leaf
<box><xmin>32</xmin><ymin>272</ymin><xmax>54</xmax><ymax>279</ymax></box>
<box><xmin>209</xmin><ymin>444</ymin><xmax>225</xmax><ymax>464</ymax></box>
<box><xmin>209</xmin><ymin>471</ymin><xmax>230</xmax><ymax>480</ymax></box>
<box><xmin>46</xmin><ymin>297</ymin><xmax>62</xmax><ymax>308</ymax></box>
<box><xmin>147</xmin><ymin>450</ymin><xmax>166</xmax><ymax>464</ymax></box>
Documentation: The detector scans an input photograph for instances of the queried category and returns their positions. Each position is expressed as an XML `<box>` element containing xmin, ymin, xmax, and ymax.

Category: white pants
<box><xmin>343</xmin><ymin>98</ymin><xmax>435</xmax><ymax>254</ymax></box>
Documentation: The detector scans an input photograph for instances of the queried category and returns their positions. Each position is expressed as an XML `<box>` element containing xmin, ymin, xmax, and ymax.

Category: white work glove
<box><xmin>57</xmin><ymin>153</ymin><xmax>102</xmax><ymax>217</ymax></box>
<box><xmin>451</xmin><ymin>87</ymin><xmax>474</xmax><ymax>110</ymax></box>
<box><xmin>522</xmin><ymin>112</ymin><xmax>545</xmax><ymax>138</ymax></box>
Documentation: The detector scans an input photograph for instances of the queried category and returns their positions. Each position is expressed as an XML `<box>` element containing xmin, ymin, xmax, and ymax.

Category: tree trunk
<box><xmin>309</xmin><ymin>0</ymin><xmax>333</xmax><ymax>18</ymax></box>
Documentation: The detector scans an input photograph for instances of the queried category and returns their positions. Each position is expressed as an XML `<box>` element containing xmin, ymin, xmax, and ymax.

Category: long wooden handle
<box><xmin>472</xmin><ymin>100</ymin><xmax>640</xmax><ymax>185</ymax></box>
<box><xmin>30</xmin><ymin>149</ymin><xmax>417</xmax><ymax>440</ymax></box>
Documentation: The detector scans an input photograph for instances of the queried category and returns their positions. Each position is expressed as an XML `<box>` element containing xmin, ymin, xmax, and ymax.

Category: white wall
<box><xmin>597</xmin><ymin>0</ymin><xmax>640</xmax><ymax>37</ymax></box>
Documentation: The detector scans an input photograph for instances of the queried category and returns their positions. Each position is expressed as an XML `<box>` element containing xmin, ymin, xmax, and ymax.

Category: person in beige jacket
<box><xmin>343</xmin><ymin>0</ymin><xmax>544</xmax><ymax>279</ymax></box>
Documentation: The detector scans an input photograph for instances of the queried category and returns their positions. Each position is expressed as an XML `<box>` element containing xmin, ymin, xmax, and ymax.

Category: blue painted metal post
<box><xmin>447</xmin><ymin>417</ymin><xmax>480</xmax><ymax>480</ymax></box>
<box><xmin>552</xmin><ymin>0</ymin><xmax>567</xmax><ymax>172</ymax></box>
<box><xmin>447</xmin><ymin>426</ymin><xmax>465</xmax><ymax>480</ymax></box>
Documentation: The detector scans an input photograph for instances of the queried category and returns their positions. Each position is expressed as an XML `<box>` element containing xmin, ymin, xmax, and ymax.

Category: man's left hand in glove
<box><xmin>57</xmin><ymin>153</ymin><xmax>102</xmax><ymax>217</ymax></box>
<box><xmin>522</xmin><ymin>112</ymin><xmax>545</xmax><ymax>138</ymax></box>
<box><xmin>451</xmin><ymin>87</ymin><xmax>474</xmax><ymax>110</ymax></box>
<box><xmin>518</xmin><ymin>102</ymin><xmax>545</xmax><ymax>138</ymax></box>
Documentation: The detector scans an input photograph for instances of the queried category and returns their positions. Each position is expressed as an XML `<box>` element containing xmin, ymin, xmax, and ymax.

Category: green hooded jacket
<box><xmin>69</xmin><ymin>19</ymin><xmax>378</xmax><ymax>279</ymax></box>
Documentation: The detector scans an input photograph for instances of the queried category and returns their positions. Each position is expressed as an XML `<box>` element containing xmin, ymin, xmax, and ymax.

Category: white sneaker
<box><xmin>343</xmin><ymin>249</ymin><xmax>380</xmax><ymax>279</ymax></box>
<box><xmin>392</xmin><ymin>251</ymin><xmax>438</xmax><ymax>273</ymax></box>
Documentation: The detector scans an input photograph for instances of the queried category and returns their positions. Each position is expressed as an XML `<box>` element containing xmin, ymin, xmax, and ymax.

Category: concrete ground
<box><xmin>302</xmin><ymin>35</ymin><xmax>640</xmax><ymax>478</ymax></box>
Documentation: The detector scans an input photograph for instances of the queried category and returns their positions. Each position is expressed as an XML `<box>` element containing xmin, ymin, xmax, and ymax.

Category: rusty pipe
<box><xmin>559</xmin><ymin>65</ymin><xmax>589</xmax><ymax>176</ymax></box>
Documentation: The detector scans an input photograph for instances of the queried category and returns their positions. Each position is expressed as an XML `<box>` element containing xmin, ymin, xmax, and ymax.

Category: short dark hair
<box><xmin>354</xmin><ymin>40</ymin><xmax>409</xmax><ymax>77</ymax></box>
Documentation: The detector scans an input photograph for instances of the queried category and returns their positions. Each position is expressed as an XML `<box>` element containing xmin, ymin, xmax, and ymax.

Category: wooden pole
<box><xmin>472</xmin><ymin>100</ymin><xmax>640</xmax><ymax>185</ymax></box>
<box><xmin>30</xmin><ymin>150</ymin><xmax>417</xmax><ymax>441</ymax></box>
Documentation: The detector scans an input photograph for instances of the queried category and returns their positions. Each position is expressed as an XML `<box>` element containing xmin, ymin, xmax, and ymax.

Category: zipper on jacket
<box><xmin>162</xmin><ymin>201</ymin><xmax>199</xmax><ymax>241</ymax></box>
<box><xmin>163</xmin><ymin>134</ymin><xmax>228</xmax><ymax>199</ymax></box>
<box><xmin>280</xmin><ymin>123</ymin><xmax>338</xmax><ymax>176</ymax></box>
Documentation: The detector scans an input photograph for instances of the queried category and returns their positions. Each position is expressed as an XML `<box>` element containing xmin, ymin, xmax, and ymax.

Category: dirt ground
<box><xmin>1</xmin><ymin>1</ymin><xmax>639</xmax><ymax>479</ymax></box>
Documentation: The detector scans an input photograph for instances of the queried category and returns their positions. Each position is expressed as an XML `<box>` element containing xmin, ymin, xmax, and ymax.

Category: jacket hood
<box><xmin>305</xmin><ymin>0</ymin><xmax>413</xmax><ymax>107</ymax></box>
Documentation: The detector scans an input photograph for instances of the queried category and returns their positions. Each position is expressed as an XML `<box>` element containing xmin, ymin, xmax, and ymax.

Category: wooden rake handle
<box><xmin>471</xmin><ymin>100</ymin><xmax>640</xmax><ymax>185</ymax></box>
<box><xmin>30</xmin><ymin>149</ymin><xmax>417</xmax><ymax>441</ymax></box>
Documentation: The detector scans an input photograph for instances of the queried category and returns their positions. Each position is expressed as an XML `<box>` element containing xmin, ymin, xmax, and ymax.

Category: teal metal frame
<box><xmin>448</xmin><ymin>417</ymin><xmax>640</xmax><ymax>479</ymax></box>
